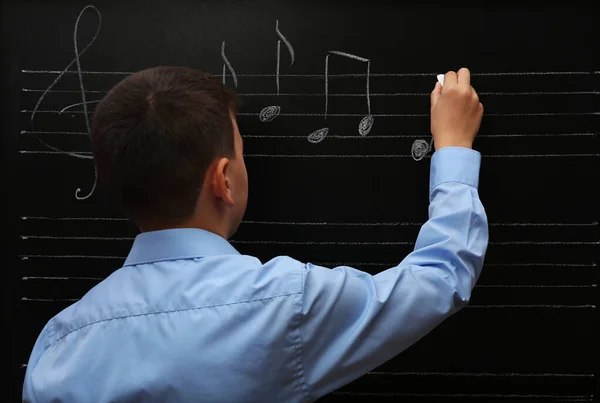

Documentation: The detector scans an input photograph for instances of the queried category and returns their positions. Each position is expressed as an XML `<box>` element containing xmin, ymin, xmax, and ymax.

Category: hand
<box><xmin>430</xmin><ymin>68</ymin><xmax>483</xmax><ymax>150</ymax></box>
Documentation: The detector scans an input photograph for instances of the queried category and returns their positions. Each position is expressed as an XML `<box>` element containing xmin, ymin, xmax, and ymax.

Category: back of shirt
<box><xmin>24</xmin><ymin>254</ymin><xmax>308</xmax><ymax>402</ymax></box>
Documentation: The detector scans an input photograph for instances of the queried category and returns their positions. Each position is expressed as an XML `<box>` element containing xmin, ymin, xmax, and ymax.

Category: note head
<box><xmin>358</xmin><ymin>115</ymin><xmax>374</xmax><ymax>136</ymax></box>
<box><xmin>307</xmin><ymin>127</ymin><xmax>329</xmax><ymax>143</ymax></box>
<box><xmin>259</xmin><ymin>105</ymin><xmax>281</xmax><ymax>122</ymax></box>
<box><xmin>411</xmin><ymin>139</ymin><xmax>431</xmax><ymax>161</ymax></box>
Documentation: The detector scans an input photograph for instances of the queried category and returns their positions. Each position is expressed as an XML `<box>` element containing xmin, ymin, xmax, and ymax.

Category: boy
<box><xmin>23</xmin><ymin>66</ymin><xmax>487</xmax><ymax>402</ymax></box>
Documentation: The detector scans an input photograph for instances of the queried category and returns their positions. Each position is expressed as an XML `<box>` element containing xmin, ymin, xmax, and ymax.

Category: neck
<box><xmin>140</xmin><ymin>219</ymin><xmax>230</xmax><ymax>238</ymax></box>
<box><xmin>139</xmin><ymin>211</ymin><xmax>231</xmax><ymax>240</ymax></box>
<box><xmin>137</xmin><ymin>194</ymin><xmax>233</xmax><ymax>238</ymax></box>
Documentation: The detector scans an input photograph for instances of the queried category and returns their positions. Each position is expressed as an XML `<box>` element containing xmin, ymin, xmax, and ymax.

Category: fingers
<box><xmin>430</xmin><ymin>82</ymin><xmax>442</xmax><ymax>109</ymax></box>
<box><xmin>443</xmin><ymin>67</ymin><xmax>470</xmax><ymax>87</ymax></box>
<box><xmin>471</xmin><ymin>85</ymin><xmax>479</xmax><ymax>101</ymax></box>
<box><xmin>444</xmin><ymin>71</ymin><xmax>458</xmax><ymax>86</ymax></box>
<box><xmin>457</xmin><ymin>67</ymin><xmax>470</xmax><ymax>87</ymax></box>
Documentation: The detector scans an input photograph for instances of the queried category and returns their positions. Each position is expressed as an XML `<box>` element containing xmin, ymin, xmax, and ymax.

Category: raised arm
<box><xmin>299</xmin><ymin>68</ymin><xmax>488</xmax><ymax>399</ymax></box>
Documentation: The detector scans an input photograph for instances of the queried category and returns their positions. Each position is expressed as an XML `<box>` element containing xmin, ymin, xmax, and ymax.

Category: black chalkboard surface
<box><xmin>2</xmin><ymin>1</ymin><xmax>598</xmax><ymax>401</ymax></box>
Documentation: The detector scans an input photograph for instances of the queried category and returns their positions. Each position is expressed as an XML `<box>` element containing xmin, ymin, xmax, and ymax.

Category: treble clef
<box><xmin>30</xmin><ymin>5</ymin><xmax>102</xmax><ymax>200</ymax></box>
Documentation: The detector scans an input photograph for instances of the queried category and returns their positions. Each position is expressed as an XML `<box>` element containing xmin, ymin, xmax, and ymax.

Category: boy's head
<box><xmin>91</xmin><ymin>66</ymin><xmax>248</xmax><ymax>238</ymax></box>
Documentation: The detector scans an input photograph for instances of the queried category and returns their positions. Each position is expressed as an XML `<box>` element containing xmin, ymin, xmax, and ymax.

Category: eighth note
<box><xmin>259</xmin><ymin>20</ymin><xmax>295</xmax><ymax>123</ymax></box>
<box><xmin>307</xmin><ymin>50</ymin><xmax>374</xmax><ymax>143</ymax></box>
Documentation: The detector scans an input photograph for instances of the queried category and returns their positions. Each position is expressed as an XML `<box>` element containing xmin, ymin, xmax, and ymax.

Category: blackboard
<box><xmin>2</xmin><ymin>1</ymin><xmax>598</xmax><ymax>401</ymax></box>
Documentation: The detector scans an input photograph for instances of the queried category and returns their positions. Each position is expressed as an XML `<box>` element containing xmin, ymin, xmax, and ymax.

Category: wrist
<box><xmin>434</xmin><ymin>139</ymin><xmax>473</xmax><ymax>150</ymax></box>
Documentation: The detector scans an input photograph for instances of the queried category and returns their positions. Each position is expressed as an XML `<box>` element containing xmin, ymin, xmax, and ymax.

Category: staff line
<box><xmin>18</xmin><ymin>151</ymin><xmax>600</xmax><ymax>158</ymax></box>
<box><xmin>21</xmin><ymin>89</ymin><xmax>600</xmax><ymax>96</ymax></box>
<box><xmin>476</xmin><ymin>284</ymin><xmax>596</xmax><ymax>288</ymax></box>
<box><xmin>20</xmin><ymin>69</ymin><xmax>599</xmax><ymax>76</ymax></box>
<box><xmin>465</xmin><ymin>304</ymin><xmax>595</xmax><ymax>309</ymax></box>
<box><xmin>18</xmin><ymin>236</ymin><xmax>600</xmax><ymax>245</ymax></box>
<box><xmin>332</xmin><ymin>392</ymin><xmax>594</xmax><ymax>399</ymax></box>
<box><xmin>22</xmin><ymin>276</ymin><xmax>104</xmax><ymax>281</ymax></box>
<box><xmin>21</xmin><ymin>110</ymin><xmax>600</xmax><ymax>117</ymax></box>
<box><xmin>20</xmin><ymin>130</ymin><xmax>597</xmax><ymax>138</ymax></box>
<box><xmin>240</xmin><ymin>133</ymin><xmax>597</xmax><ymax>139</ymax></box>
<box><xmin>366</xmin><ymin>372</ymin><xmax>594</xmax><ymax>377</ymax></box>
<box><xmin>20</xmin><ymin>216</ymin><xmax>599</xmax><ymax>226</ymax></box>
<box><xmin>20</xmin><ymin>255</ymin><xmax>125</xmax><ymax>260</ymax></box>
<box><xmin>234</xmin><ymin>240</ymin><xmax>599</xmax><ymax>245</ymax></box>
<box><xmin>245</xmin><ymin>153</ymin><xmax>600</xmax><ymax>158</ymax></box>
<box><xmin>246</xmin><ymin>112</ymin><xmax>597</xmax><ymax>117</ymax></box>
<box><xmin>482</xmin><ymin>263</ymin><xmax>597</xmax><ymax>267</ymax></box>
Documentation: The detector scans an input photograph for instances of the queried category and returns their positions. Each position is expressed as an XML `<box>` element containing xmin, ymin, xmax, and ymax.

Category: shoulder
<box><xmin>245</xmin><ymin>254</ymin><xmax>306</xmax><ymax>296</ymax></box>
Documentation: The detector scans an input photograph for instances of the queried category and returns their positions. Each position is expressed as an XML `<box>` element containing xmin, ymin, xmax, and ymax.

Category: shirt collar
<box><xmin>123</xmin><ymin>228</ymin><xmax>240</xmax><ymax>266</ymax></box>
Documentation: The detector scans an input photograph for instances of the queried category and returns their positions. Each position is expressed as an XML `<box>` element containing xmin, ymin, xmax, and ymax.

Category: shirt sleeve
<box><xmin>299</xmin><ymin>146</ymin><xmax>488</xmax><ymax>399</ymax></box>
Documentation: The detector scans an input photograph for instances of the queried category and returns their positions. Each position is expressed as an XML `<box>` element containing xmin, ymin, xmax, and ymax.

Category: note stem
<box><xmin>324</xmin><ymin>54</ymin><xmax>330</xmax><ymax>119</ymax></box>
<box><xmin>276</xmin><ymin>40</ymin><xmax>281</xmax><ymax>95</ymax></box>
<box><xmin>366</xmin><ymin>60</ymin><xmax>371</xmax><ymax>115</ymax></box>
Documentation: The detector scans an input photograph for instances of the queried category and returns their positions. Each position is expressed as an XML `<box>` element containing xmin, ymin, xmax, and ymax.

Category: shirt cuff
<box><xmin>429</xmin><ymin>146</ymin><xmax>481</xmax><ymax>194</ymax></box>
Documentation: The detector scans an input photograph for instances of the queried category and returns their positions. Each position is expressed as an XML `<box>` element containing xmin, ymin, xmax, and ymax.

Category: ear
<box><xmin>210</xmin><ymin>157</ymin><xmax>235</xmax><ymax>207</ymax></box>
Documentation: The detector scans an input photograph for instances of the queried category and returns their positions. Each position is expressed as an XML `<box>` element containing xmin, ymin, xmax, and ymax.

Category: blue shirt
<box><xmin>23</xmin><ymin>146</ymin><xmax>488</xmax><ymax>403</ymax></box>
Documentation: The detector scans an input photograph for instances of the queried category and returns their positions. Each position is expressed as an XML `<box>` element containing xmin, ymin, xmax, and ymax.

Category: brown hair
<box><xmin>91</xmin><ymin>66</ymin><xmax>239</xmax><ymax>225</ymax></box>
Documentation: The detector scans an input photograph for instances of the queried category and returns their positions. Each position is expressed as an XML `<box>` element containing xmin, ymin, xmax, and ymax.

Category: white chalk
<box><xmin>437</xmin><ymin>74</ymin><xmax>445</xmax><ymax>86</ymax></box>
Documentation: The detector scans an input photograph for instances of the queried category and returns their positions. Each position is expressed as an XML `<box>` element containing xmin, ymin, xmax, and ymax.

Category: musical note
<box><xmin>307</xmin><ymin>127</ymin><xmax>329</xmax><ymax>143</ymax></box>
<box><xmin>411</xmin><ymin>137</ymin><xmax>433</xmax><ymax>161</ymax></box>
<box><xmin>411</xmin><ymin>74</ymin><xmax>443</xmax><ymax>161</ymax></box>
<box><xmin>259</xmin><ymin>20</ymin><xmax>295</xmax><ymax>123</ymax></box>
<box><xmin>30</xmin><ymin>5</ymin><xmax>102</xmax><ymax>200</ymax></box>
<box><xmin>307</xmin><ymin>50</ymin><xmax>373</xmax><ymax>143</ymax></box>
<box><xmin>221</xmin><ymin>41</ymin><xmax>238</xmax><ymax>89</ymax></box>
<box><xmin>259</xmin><ymin>105</ymin><xmax>280</xmax><ymax>122</ymax></box>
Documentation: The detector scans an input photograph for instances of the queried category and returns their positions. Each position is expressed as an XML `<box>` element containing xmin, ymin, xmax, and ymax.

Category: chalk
<box><xmin>437</xmin><ymin>74</ymin><xmax>445</xmax><ymax>86</ymax></box>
